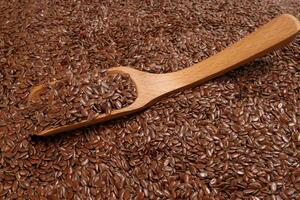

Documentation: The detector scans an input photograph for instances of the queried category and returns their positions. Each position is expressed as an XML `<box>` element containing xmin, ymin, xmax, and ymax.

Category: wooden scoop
<box><xmin>29</xmin><ymin>14</ymin><xmax>300</xmax><ymax>136</ymax></box>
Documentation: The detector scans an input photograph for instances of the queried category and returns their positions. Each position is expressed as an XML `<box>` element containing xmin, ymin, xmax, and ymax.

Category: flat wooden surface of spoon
<box><xmin>29</xmin><ymin>14</ymin><xmax>300</xmax><ymax>136</ymax></box>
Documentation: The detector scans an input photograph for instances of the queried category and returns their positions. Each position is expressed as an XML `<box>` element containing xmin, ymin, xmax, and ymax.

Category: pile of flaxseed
<box><xmin>0</xmin><ymin>0</ymin><xmax>299</xmax><ymax>199</ymax></box>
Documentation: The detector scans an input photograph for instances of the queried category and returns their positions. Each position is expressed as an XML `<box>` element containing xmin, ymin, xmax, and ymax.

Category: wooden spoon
<box><xmin>29</xmin><ymin>14</ymin><xmax>300</xmax><ymax>136</ymax></box>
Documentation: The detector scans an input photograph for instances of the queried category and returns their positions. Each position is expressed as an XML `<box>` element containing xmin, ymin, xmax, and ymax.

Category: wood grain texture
<box><xmin>29</xmin><ymin>14</ymin><xmax>300</xmax><ymax>136</ymax></box>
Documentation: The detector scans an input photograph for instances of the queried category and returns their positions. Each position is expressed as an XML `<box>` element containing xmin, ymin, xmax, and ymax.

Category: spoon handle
<box><xmin>163</xmin><ymin>14</ymin><xmax>300</xmax><ymax>92</ymax></box>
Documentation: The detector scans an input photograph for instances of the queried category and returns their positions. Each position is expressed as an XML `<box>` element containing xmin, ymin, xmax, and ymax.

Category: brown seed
<box><xmin>270</xmin><ymin>182</ymin><xmax>277</xmax><ymax>193</ymax></box>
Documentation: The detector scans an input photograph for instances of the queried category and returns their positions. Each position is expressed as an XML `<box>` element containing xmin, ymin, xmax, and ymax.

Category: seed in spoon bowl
<box><xmin>28</xmin><ymin>69</ymin><xmax>137</xmax><ymax>134</ymax></box>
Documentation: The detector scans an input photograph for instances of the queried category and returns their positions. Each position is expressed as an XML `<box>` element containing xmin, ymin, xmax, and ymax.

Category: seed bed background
<box><xmin>0</xmin><ymin>0</ymin><xmax>299</xmax><ymax>199</ymax></box>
